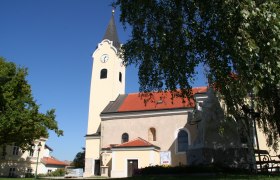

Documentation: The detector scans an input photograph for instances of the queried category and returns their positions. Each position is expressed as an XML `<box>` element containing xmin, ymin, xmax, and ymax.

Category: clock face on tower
<box><xmin>100</xmin><ymin>54</ymin><xmax>109</xmax><ymax>63</ymax></box>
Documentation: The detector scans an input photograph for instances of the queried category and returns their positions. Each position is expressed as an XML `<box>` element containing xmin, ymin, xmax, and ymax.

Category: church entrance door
<box><xmin>127</xmin><ymin>159</ymin><xmax>138</xmax><ymax>177</ymax></box>
<box><xmin>94</xmin><ymin>159</ymin><xmax>100</xmax><ymax>175</ymax></box>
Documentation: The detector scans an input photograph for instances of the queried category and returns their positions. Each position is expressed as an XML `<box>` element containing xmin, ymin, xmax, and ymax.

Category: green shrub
<box><xmin>25</xmin><ymin>173</ymin><xmax>34</xmax><ymax>178</ymax></box>
<box><xmin>47</xmin><ymin>168</ymin><xmax>66</xmax><ymax>176</ymax></box>
<box><xmin>135</xmin><ymin>164</ymin><xmax>250</xmax><ymax>176</ymax></box>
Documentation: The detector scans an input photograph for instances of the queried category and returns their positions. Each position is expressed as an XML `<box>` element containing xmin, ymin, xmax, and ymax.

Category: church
<box><xmin>84</xmin><ymin>11</ymin><xmax>278</xmax><ymax>178</ymax></box>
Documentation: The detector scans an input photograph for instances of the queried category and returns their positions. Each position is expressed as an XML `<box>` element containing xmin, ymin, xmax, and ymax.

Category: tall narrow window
<box><xmin>119</xmin><ymin>72</ymin><xmax>122</xmax><ymax>82</ymax></box>
<box><xmin>177</xmin><ymin>130</ymin><xmax>188</xmax><ymax>152</ymax></box>
<box><xmin>12</xmin><ymin>146</ymin><xmax>19</xmax><ymax>155</ymax></box>
<box><xmin>100</xmin><ymin>69</ymin><xmax>107</xmax><ymax>79</ymax></box>
<box><xmin>2</xmin><ymin>146</ymin><xmax>6</xmax><ymax>158</ymax></box>
<box><xmin>148</xmin><ymin>128</ymin><xmax>156</xmax><ymax>141</ymax></box>
<box><xmin>121</xmin><ymin>133</ymin><xmax>129</xmax><ymax>143</ymax></box>
<box><xmin>29</xmin><ymin>150</ymin><xmax>34</xmax><ymax>157</ymax></box>
<box><xmin>9</xmin><ymin>167</ymin><xmax>15</xmax><ymax>177</ymax></box>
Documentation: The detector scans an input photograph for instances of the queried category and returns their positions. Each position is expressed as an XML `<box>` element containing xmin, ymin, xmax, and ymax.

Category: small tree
<box><xmin>72</xmin><ymin>147</ymin><xmax>85</xmax><ymax>170</ymax></box>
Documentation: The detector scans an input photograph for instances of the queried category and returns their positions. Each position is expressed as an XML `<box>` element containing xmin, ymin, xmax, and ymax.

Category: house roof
<box><xmin>103</xmin><ymin>11</ymin><xmax>120</xmax><ymax>49</ymax></box>
<box><xmin>112</xmin><ymin>137</ymin><xmax>160</xmax><ymax>149</ymax></box>
<box><xmin>102</xmin><ymin>87</ymin><xmax>208</xmax><ymax>114</ymax></box>
<box><xmin>42</xmin><ymin>157</ymin><xmax>68</xmax><ymax>166</ymax></box>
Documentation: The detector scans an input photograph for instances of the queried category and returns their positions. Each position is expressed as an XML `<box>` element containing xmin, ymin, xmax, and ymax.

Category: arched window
<box><xmin>121</xmin><ymin>133</ymin><xmax>129</xmax><ymax>143</ymax></box>
<box><xmin>148</xmin><ymin>128</ymin><xmax>156</xmax><ymax>141</ymax></box>
<box><xmin>100</xmin><ymin>69</ymin><xmax>107</xmax><ymax>79</ymax></box>
<box><xmin>177</xmin><ymin>130</ymin><xmax>188</xmax><ymax>152</ymax></box>
<box><xmin>119</xmin><ymin>72</ymin><xmax>122</xmax><ymax>82</ymax></box>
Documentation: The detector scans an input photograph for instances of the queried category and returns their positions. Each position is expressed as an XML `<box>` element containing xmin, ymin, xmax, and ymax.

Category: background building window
<box><xmin>148</xmin><ymin>128</ymin><xmax>156</xmax><ymax>141</ymax></box>
<box><xmin>177</xmin><ymin>130</ymin><xmax>188</xmax><ymax>152</ymax></box>
<box><xmin>1</xmin><ymin>146</ymin><xmax>6</xmax><ymax>158</ymax></box>
<box><xmin>121</xmin><ymin>133</ymin><xmax>129</xmax><ymax>143</ymax></box>
<box><xmin>12</xmin><ymin>146</ymin><xmax>19</xmax><ymax>155</ymax></box>
<box><xmin>29</xmin><ymin>150</ymin><xmax>34</xmax><ymax>157</ymax></box>
<box><xmin>100</xmin><ymin>69</ymin><xmax>107</xmax><ymax>79</ymax></box>
<box><xmin>119</xmin><ymin>72</ymin><xmax>122</xmax><ymax>82</ymax></box>
<box><xmin>9</xmin><ymin>167</ymin><xmax>15</xmax><ymax>177</ymax></box>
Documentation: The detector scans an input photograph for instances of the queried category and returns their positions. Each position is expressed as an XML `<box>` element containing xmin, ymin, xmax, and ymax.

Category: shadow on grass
<box><xmin>111</xmin><ymin>174</ymin><xmax>280</xmax><ymax>180</ymax></box>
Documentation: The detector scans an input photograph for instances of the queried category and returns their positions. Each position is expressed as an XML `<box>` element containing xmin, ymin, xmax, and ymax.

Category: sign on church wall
<box><xmin>160</xmin><ymin>151</ymin><xmax>171</xmax><ymax>165</ymax></box>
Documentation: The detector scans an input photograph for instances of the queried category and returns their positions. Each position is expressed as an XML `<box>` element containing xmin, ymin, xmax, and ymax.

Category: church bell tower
<box><xmin>84</xmin><ymin>10</ymin><xmax>125</xmax><ymax>177</ymax></box>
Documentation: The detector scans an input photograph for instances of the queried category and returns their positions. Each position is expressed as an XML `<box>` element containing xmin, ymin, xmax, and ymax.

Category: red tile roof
<box><xmin>113</xmin><ymin>137</ymin><xmax>160</xmax><ymax>149</ymax></box>
<box><xmin>118</xmin><ymin>87</ymin><xmax>207</xmax><ymax>112</ymax></box>
<box><xmin>42</xmin><ymin>157</ymin><xmax>68</xmax><ymax>166</ymax></box>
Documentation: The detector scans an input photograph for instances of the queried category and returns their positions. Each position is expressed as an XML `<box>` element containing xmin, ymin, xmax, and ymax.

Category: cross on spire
<box><xmin>103</xmin><ymin>7</ymin><xmax>120</xmax><ymax>49</ymax></box>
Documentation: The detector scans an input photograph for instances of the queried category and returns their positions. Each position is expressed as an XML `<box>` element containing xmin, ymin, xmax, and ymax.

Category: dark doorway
<box><xmin>127</xmin><ymin>159</ymin><xmax>138</xmax><ymax>177</ymax></box>
<box><xmin>94</xmin><ymin>159</ymin><xmax>100</xmax><ymax>175</ymax></box>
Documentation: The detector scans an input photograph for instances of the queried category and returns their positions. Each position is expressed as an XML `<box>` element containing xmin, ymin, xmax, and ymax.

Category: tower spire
<box><xmin>103</xmin><ymin>9</ymin><xmax>120</xmax><ymax>49</ymax></box>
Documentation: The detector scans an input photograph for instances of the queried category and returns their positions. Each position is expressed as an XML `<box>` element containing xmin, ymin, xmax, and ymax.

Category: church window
<box><xmin>121</xmin><ymin>133</ymin><xmax>129</xmax><ymax>143</ymax></box>
<box><xmin>177</xmin><ymin>130</ymin><xmax>188</xmax><ymax>152</ymax></box>
<box><xmin>148</xmin><ymin>128</ymin><xmax>156</xmax><ymax>141</ymax></box>
<box><xmin>100</xmin><ymin>69</ymin><xmax>107</xmax><ymax>79</ymax></box>
<box><xmin>119</xmin><ymin>72</ymin><xmax>122</xmax><ymax>82</ymax></box>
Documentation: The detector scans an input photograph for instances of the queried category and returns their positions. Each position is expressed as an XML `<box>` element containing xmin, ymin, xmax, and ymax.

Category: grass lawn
<box><xmin>0</xmin><ymin>179</ymin><xmax>33</xmax><ymax>180</ymax></box>
<box><xmin>112</xmin><ymin>174</ymin><xmax>280</xmax><ymax>180</ymax></box>
<box><xmin>1</xmin><ymin>174</ymin><xmax>280</xmax><ymax>180</ymax></box>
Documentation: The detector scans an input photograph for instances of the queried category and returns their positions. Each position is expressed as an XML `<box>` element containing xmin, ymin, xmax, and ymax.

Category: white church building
<box><xmin>84</xmin><ymin>11</ymin><xmax>279</xmax><ymax>178</ymax></box>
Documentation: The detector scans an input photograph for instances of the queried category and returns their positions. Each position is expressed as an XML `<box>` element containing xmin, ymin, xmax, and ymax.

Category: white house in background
<box><xmin>0</xmin><ymin>138</ymin><xmax>68</xmax><ymax>177</ymax></box>
<box><xmin>41</xmin><ymin>157</ymin><xmax>69</xmax><ymax>174</ymax></box>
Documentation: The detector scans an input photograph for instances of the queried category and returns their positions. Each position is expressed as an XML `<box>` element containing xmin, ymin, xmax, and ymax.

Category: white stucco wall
<box><xmin>110</xmin><ymin>149</ymin><xmax>160</xmax><ymax>178</ymax></box>
<box><xmin>101</xmin><ymin>110</ymin><xmax>195</xmax><ymax>167</ymax></box>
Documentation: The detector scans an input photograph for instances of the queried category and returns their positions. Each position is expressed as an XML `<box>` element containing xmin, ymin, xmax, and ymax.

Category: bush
<box><xmin>47</xmin><ymin>168</ymin><xmax>66</xmax><ymax>176</ymax></box>
<box><xmin>25</xmin><ymin>173</ymin><xmax>34</xmax><ymax>178</ymax></box>
<box><xmin>135</xmin><ymin>164</ymin><xmax>250</xmax><ymax>176</ymax></box>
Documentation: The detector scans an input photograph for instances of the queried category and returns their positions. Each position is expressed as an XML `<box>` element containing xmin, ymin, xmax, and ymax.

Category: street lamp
<box><xmin>242</xmin><ymin>91</ymin><xmax>261</xmax><ymax>172</ymax></box>
<box><xmin>34</xmin><ymin>142</ymin><xmax>42</xmax><ymax>179</ymax></box>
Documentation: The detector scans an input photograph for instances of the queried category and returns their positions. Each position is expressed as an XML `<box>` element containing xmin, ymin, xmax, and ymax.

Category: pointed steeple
<box><xmin>103</xmin><ymin>9</ymin><xmax>121</xmax><ymax>49</ymax></box>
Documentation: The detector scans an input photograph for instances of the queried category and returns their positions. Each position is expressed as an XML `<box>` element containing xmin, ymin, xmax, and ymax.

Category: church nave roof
<box><xmin>101</xmin><ymin>86</ymin><xmax>208</xmax><ymax>114</ymax></box>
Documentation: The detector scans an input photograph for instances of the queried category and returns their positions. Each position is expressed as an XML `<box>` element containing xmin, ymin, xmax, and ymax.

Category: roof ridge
<box><xmin>115</xmin><ymin>137</ymin><xmax>150</xmax><ymax>147</ymax></box>
<box><xmin>125</xmin><ymin>87</ymin><xmax>208</xmax><ymax>95</ymax></box>
<box><xmin>137</xmin><ymin>137</ymin><xmax>153</xmax><ymax>145</ymax></box>
<box><xmin>42</xmin><ymin>156</ymin><xmax>68</xmax><ymax>165</ymax></box>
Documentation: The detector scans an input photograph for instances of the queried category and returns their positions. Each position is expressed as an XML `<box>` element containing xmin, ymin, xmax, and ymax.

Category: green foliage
<box><xmin>24</xmin><ymin>173</ymin><xmax>34</xmax><ymax>178</ymax></box>
<box><xmin>0</xmin><ymin>57</ymin><xmax>63</xmax><ymax>150</ymax></box>
<box><xmin>116</xmin><ymin>0</ymin><xmax>280</xmax><ymax>150</ymax></box>
<box><xmin>47</xmin><ymin>168</ymin><xmax>66</xmax><ymax>176</ymax></box>
<box><xmin>71</xmin><ymin>147</ymin><xmax>85</xmax><ymax>170</ymax></box>
<box><xmin>135</xmin><ymin>165</ymin><xmax>250</xmax><ymax>176</ymax></box>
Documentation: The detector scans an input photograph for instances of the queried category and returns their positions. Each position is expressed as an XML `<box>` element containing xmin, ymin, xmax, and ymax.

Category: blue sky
<box><xmin>0</xmin><ymin>0</ymin><xmax>207</xmax><ymax>161</ymax></box>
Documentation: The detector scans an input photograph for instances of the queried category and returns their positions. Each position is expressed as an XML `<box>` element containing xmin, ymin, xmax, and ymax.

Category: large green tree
<box><xmin>116</xmin><ymin>0</ymin><xmax>280</xmax><ymax>150</ymax></box>
<box><xmin>0</xmin><ymin>57</ymin><xmax>63</xmax><ymax>150</ymax></box>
